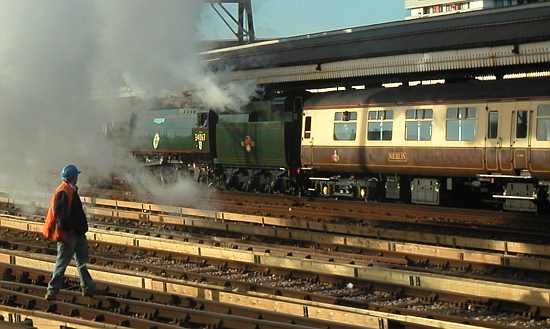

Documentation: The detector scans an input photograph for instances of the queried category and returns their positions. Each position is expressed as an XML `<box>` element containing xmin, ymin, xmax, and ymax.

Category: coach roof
<box><xmin>303</xmin><ymin>78</ymin><xmax>550</xmax><ymax>110</ymax></box>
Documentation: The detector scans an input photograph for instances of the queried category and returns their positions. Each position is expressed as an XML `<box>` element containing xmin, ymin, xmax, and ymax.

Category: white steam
<box><xmin>95</xmin><ymin>0</ymin><xmax>257</xmax><ymax>110</ymax></box>
<box><xmin>0</xmin><ymin>1</ymin><xmax>103</xmax><ymax>193</ymax></box>
<box><xmin>95</xmin><ymin>0</ymin><xmax>203</xmax><ymax>96</ymax></box>
<box><xmin>0</xmin><ymin>1</ymin><xmax>253</xmax><ymax>202</ymax></box>
<box><xmin>193</xmin><ymin>76</ymin><xmax>260</xmax><ymax>110</ymax></box>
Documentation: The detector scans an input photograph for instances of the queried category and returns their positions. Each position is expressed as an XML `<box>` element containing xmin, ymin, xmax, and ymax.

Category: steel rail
<box><xmin>0</xmin><ymin>305</ymin><xmax>123</xmax><ymax>329</ymax></box>
<box><xmin>0</xmin><ymin>279</ymin><xmax>345</xmax><ymax>329</ymax></box>
<box><xmin>0</xmin><ymin>232</ymin><xmax>496</xmax><ymax>312</ymax></box>
<box><xmin>0</xmin><ymin>249</ymin><xmax>508</xmax><ymax>329</ymax></box>
<box><xmin>0</xmin><ymin>287</ymin><xmax>181</xmax><ymax>328</ymax></box>
<box><xmin>3</xmin><ymin>189</ymin><xmax>545</xmax><ymax>234</ymax></box>
<box><xmin>4</xmin><ymin>193</ymin><xmax>550</xmax><ymax>273</ymax></box>
<box><xmin>3</xmin><ymin>194</ymin><xmax>550</xmax><ymax>258</ymax></box>
<box><xmin>82</xmin><ymin>204</ymin><xmax>550</xmax><ymax>272</ymax></box>
<box><xmin>1</xmin><ymin>214</ymin><xmax>550</xmax><ymax>311</ymax></box>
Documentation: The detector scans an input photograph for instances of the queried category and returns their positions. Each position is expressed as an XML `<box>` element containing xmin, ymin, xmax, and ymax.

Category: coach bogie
<box><xmin>333</xmin><ymin>179</ymin><xmax>360</xmax><ymax>198</ymax></box>
<box><xmin>309</xmin><ymin>176</ymin><xmax>368</xmax><ymax>199</ymax></box>
<box><xmin>410</xmin><ymin>178</ymin><xmax>441</xmax><ymax>205</ymax></box>
<box><xmin>385</xmin><ymin>176</ymin><xmax>401</xmax><ymax>200</ymax></box>
<box><xmin>500</xmin><ymin>183</ymin><xmax>538</xmax><ymax>212</ymax></box>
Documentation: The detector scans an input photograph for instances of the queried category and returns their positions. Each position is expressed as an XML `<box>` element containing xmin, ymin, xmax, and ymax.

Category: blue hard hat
<box><xmin>60</xmin><ymin>164</ymin><xmax>81</xmax><ymax>180</ymax></box>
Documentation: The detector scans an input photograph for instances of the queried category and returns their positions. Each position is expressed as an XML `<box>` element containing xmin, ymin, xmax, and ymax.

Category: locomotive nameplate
<box><xmin>388</xmin><ymin>151</ymin><xmax>407</xmax><ymax>161</ymax></box>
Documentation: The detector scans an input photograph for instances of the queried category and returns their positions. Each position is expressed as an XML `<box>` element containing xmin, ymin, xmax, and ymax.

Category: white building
<box><xmin>406</xmin><ymin>0</ymin><xmax>550</xmax><ymax>19</ymax></box>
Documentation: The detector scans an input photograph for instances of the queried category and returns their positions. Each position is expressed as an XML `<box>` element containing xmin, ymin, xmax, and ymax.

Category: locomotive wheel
<box><xmin>261</xmin><ymin>174</ymin><xmax>274</xmax><ymax>194</ymax></box>
<box><xmin>216</xmin><ymin>176</ymin><xmax>229</xmax><ymax>190</ymax></box>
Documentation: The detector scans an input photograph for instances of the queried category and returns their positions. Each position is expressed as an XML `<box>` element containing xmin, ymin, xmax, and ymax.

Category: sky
<box><xmin>199</xmin><ymin>0</ymin><xmax>408</xmax><ymax>39</ymax></box>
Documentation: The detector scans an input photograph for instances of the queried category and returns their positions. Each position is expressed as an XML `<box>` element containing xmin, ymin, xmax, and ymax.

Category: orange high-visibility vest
<box><xmin>42</xmin><ymin>181</ymin><xmax>75</xmax><ymax>241</ymax></box>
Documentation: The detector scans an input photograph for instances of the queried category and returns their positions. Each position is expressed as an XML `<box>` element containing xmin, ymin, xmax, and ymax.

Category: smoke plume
<box><xmin>0</xmin><ymin>1</ymin><xmax>251</xmax><ymax>202</ymax></box>
<box><xmin>0</xmin><ymin>1</ymin><xmax>102</xmax><ymax>194</ymax></box>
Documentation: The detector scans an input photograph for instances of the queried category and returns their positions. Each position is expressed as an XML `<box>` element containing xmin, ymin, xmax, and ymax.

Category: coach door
<box><xmin>302</xmin><ymin>115</ymin><xmax>314</xmax><ymax>166</ymax></box>
<box><xmin>485</xmin><ymin>108</ymin><xmax>499</xmax><ymax>171</ymax></box>
<box><xmin>491</xmin><ymin>105</ymin><xmax>513</xmax><ymax>173</ymax></box>
<box><xmin>486</xmin><ymin>105</ymin><xmax>514</xmax><ymax>173</ymax></box>
<box><xmin>511</xmin><ymin>107</ymin><xmax>531</xmax><ymax>170</ymax></box>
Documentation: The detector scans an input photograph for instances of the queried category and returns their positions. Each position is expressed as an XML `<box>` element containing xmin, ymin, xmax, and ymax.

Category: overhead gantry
<box><xmin>205</xmin><ymin>0</ymin><xmax>255</xmax><ymax>44</ymax></box>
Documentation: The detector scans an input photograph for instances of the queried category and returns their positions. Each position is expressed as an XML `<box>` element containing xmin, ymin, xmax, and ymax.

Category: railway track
<box><xmin>0</xmin><ymin>264</ymin><xmax>362</xmax><ymax>329</ymax></box>
<box><xmin>78</xmin><ymin>187</ymin><xmax>547</xmax><ymax>231</ymax></box>
<box><xmin>1</xmin><ymin>192</ymin><xmax>549</xmax><ymax>328</ymax></box>
<box><xmin>8</xmin><ymin>187</ymin><xmax>547</xmax><ymax>238</ymax></box>
<box><xmin>5</xmin><ymin>194</ymin><xmax>550</xmax><ymax>274</ymax></box>
<box><xmin>0</xmin><ymin>214</ymin><xmax>549</xmax><ymax>328</ymax></box>
<box><xmin>0</xmin><ymin>243</ymin><xmax>491</xmax><ymax>329</ymax></box>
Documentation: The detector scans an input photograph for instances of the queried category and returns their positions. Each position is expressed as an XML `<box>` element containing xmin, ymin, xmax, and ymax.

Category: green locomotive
<box><xmin>127</xmin><ymin>96</ymin><xmax>303</xmax><ymax>192</ymax></box>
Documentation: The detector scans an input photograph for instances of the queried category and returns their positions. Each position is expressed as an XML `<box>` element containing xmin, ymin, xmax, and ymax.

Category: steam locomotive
<box><xmin>121</xmin><ymin>78</ymin><xmax>550</xmax><ymax>212</ymax></box>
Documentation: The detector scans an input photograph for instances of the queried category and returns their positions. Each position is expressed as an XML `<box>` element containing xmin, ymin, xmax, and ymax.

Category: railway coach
<box><xmin>300</xmin><ymin>78</ymin><xmax>550</xmax><ymax>212</ymax></box>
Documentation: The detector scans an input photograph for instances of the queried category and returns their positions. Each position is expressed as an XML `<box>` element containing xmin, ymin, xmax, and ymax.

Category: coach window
<box><xmin>516</xmin><ymin>111</ymin><xmax>528</xmax><ymax>139</ymax></box>
<box><xmin>368</xmin><ymin>110</ymin><xmax>393</xmax><ymax>141</ymax></box>
<box><xmin>537</xmin><ymin>105</ymin><xmax>550</xmax><ymax>141</ymax></box>
<box><xmin>446</xmin><ymin>107</ymin><xmax>477</xmax><ymax>141</ymax></box>
<box><xmin>333</xmin><ymin>111</ymin><xmax>357</xmax><ymax>141</ymax></box>
<box><xmin>487</xmin><ymin>111</ymin><xmax>498</xmax><ymax>139</ymax></box>
<box><xmin>304</xmin><ymin>116</ymin><xmax>312</xmax><ymax>139</ymax></box>
<box><xmin>405</xmin><ymin>109</ymin><xmax>432</xmax><ymax>141</ymax></box>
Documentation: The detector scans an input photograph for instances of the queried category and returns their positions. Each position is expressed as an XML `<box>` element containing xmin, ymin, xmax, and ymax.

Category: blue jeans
<box><xmin>47</xmin><ymin>234</ymin><xmax>96</xmax><ymax>294</ymax></box>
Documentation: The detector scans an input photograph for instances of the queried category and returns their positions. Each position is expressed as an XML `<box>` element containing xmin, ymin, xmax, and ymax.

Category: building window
<box><xmin>537</xmin><ymin>105</ymin><xmax>550</xmax><ymax>141</ymax></box>
<box><xmin>368</xmin><ymin>110</ymin><xmax>393</xmax><ymax>141</ymax></box>
<box><xmin>516</xmin><ymin>111</ymin><xmax>529</xmax><ymax>139</ymax></box>
<box><xmin>446</xmin><ymin>107</ymin><xmax>477</xmax><ymax>141</ymax></box>
<box><xmin>333</xmin><ymin>111</ymin><xmax>357</xmax><ymax>141</ymax></box>
<box><xmin>488</xmin><ymin>111</ymin><xmax>498</xmax><ymax>139</ymax></box>
<box><xmin>304</xmin><ymin>116</ymin><xmax>312</xmax><ymax>139</ymax></box>
<box><xmin>405</xmin><ymin>109</ymin><xmax>432</xmax><ymax>141</ymax></box>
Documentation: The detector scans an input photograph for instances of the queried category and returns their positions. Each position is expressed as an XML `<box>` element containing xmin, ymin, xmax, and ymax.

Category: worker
<box><xmin>43</xmin><ymin>164</ymin><xmax>95</xmax><ymax>300</ymax></box>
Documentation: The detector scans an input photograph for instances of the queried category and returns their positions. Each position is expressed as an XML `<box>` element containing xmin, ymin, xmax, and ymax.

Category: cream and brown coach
<box><xmin>301</xmin><ymin>78</ymin><xmax>550</xmax><ymax>211</ymax></box>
